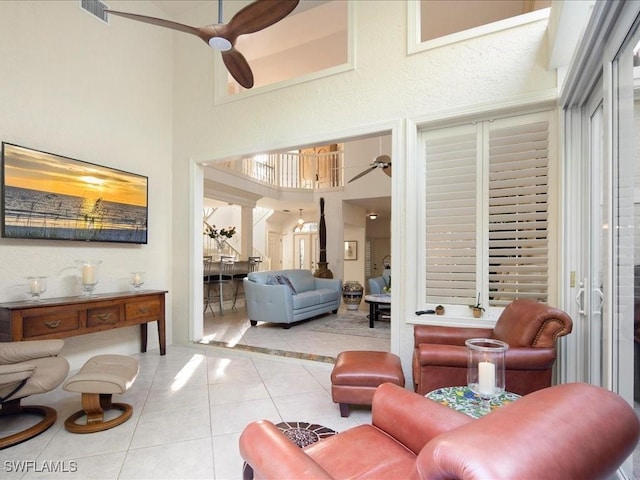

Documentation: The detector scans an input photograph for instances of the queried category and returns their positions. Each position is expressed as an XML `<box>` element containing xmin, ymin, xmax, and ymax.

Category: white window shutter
<box><xmin>488</xmin><ymin>117</ymin><xmax>549</xmax><ymax>305</ymax></box>
<box><xmin>422</xmin><ymin>112</ymin><xmax>551</xmax><ymax>308</ymax></box>
<box><xmin>424</xmin><ymin>124</ymin><xmax>478</xmax><ymax>305</ymax></box>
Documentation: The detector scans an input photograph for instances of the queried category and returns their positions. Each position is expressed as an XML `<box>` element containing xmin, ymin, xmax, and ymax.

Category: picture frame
<box><xmin>1</xmin><ymin>142</ymin><xmax>148</xmax><ymax>244</ymax></box>
<box><xmin>344</xmin><ymin>240</ymin><xmax>357</xmax><ymax>260</ymax></box>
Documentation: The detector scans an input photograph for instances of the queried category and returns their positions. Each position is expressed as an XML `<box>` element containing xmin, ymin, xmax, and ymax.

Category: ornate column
<box><xmin>314</xmin><ymin>197</ymin><xmax>333</xmax><ymax>278</ymax></box>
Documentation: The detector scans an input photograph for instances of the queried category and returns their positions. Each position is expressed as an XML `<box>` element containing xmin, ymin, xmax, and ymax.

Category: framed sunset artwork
<box><xmin>1</xmin><ymin>143</ymin><xmax>148</xmax><ymax>244</ymax></box>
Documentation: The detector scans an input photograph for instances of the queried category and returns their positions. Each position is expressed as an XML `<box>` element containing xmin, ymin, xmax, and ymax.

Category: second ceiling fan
<box><xmin>348</xmin><ymin>155</ymin><xmax>392</xmax><ymax>183</ymax></box>
<box><xmin>106</xmin><ymin>0</ymin><xmax>300</xmax><ymax>89</ymax></box>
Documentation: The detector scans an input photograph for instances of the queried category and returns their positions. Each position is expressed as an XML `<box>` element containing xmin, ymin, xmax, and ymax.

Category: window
<box><xmin>421</xmin><ymin>111</ymin><xmax>553</xmax><ymax>308</ymax></box>
<box><xmin>224</xmin><ymin>1</ymin><xmax>350</xmax><ymax>96</ymax></box>
<box><xmin>408</xmin><ymin>0</ymin><xmax>550</xmax><ymax>54</ymax></box>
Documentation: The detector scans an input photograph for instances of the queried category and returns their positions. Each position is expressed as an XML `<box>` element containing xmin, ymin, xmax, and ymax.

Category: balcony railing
<box><xmin>220</xmin><ymin>149</ymin><xmax>344</xmax><ymax>190</ymax></box>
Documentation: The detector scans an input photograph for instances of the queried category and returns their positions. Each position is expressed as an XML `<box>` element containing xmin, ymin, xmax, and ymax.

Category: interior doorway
<box><xmin>195</xmin><ymin>128</ymin><xmax>396</xmax><ymax>361</ymax></box>
<box><xmin>293</xmin><ymin>233</ymin><xmax>318</xmax><ymax>271</ymax></box>
<box><xmin>268</xmin><ymin>231</ymin><xmax>283</xmax><ymax>271</ymax></box>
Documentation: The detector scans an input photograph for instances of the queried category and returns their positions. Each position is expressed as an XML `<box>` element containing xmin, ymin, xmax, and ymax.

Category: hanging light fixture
<box><xmin>297</xmin><ymin>209</ymin><xmax>305</xmax><ymax>225</ymax></box>
<box><xmin>368</xmin><ymin>213</ymin><xmax>378</xmax><ymax>221</ymax></box>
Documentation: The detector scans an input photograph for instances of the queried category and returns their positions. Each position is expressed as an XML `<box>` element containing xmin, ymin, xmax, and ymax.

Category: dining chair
<box><xmin>233</xmin><ymin>256</ymin><xmax>262</xmax><ymax>309</ymax></box>
<box><xmin>207</xmin><ymin>255</ymin><xmax>235</xmax><ymax>316</ymax></box>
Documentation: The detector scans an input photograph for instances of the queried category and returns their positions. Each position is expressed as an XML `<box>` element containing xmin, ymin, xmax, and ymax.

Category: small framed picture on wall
<box><xmin>344</xmin><ymin>240</ymin><xmax>357</xmax><ymax>261</ymax></box>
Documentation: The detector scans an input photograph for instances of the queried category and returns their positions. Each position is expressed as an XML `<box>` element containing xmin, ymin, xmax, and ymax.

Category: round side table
<box><xmin>426</xmin><ymin>386</ymin><xmax>520</xmax><ymax>418</ymax></box>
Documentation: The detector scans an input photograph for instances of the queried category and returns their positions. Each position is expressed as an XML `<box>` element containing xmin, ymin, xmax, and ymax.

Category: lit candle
<box><xmin>133</xmin><ymin>273</ymin><xmax>141</xmax><ymax>285</ymax></box>
<box><xmin>30</xmin><ymin>278</ymin><xmax>40</xmax><ymax>294</ymax></box>
<box><xmin>478</xmin><ymin>361</ymin><xmax>495</xmax><ymax>395</ymax></box>
<box><xmin>82</xmin><ymin>264</ymin><xmax>95</xmax><ymax>284</ymax></box>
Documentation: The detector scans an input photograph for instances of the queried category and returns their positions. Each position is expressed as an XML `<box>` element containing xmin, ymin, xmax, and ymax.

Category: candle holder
<box><xmin>129</xmin><ymin>271</ymin><xmax>145</xmax><ymax>292</ymax></box>
<box><xmin>25</xmin><ymin>276</ymin><xmax>47</xmax><ymax>302</ymax></box>
<box><xmin>465</xmin><ymin>338</ymin><xmax>508</xmax><ymax>414</ymax></box>
<box><xmin>75</xmin><ymin>259</ymin><xmax>102</xmax><ymax>296</ymax></box>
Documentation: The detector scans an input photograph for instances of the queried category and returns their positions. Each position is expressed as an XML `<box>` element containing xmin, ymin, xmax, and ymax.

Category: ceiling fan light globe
<box><xmin>209</xmin><ymin>37</ymin><xmax>232</xmax><ymax>51</ymax></box>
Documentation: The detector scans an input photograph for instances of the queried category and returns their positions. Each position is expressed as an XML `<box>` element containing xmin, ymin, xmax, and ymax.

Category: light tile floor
<box><xmin>1</xmin><ymin>305</ymin><xmax>387</xmax><ymax>479</ymax></box>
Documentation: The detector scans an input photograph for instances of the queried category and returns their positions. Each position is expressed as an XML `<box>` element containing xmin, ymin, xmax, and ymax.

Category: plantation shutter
<box><xmin>488</xmin><ymin>116</ymin><xmax>549</xmax><ymax>305</ymax></box>
<box><xmin>424</xmin><ymin>124</ymin><xmax>478</xmax><ymax>305</ymax></box>
<box><xmin>422</xmin><ymin>111</ymin><xmax>552</xmax><ymax>308</ymax></box>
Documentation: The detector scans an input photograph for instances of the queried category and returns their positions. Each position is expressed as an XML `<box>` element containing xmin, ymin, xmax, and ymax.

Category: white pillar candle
<box><xmin>82</xmin><ymin>264</ymin><xmax>95</xmax><ymax>284</ymax></box>
<box><xmin>30</xmin><ymin>278</ymin><xmax>40</xmax><ymax>293</ymax></box>
<box><xmin>478</xmin><ymin>361</ymin><xmax>496</xmax><ymax>395</ymax></box>
<box><xmin>133</xmin><ymin>273</ymin><xmax>142</xmax><ymax>284</ymax></box>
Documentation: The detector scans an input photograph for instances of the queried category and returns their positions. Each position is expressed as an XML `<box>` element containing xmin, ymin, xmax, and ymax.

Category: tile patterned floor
<box><xmin>0</xmin><ymin>306</ymin><xmax>387</xmax><ymax>479</ymax></box>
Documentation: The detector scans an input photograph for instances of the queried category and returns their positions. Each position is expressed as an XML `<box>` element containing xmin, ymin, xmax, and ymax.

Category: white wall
<box><xmin>0</xmin><ymin>1</ymin><xmax>173</xmax><ymax>369</ymax></box>
<box><xmin>170</xmin><ymin>1</ymin><xmax>556</xmax><ymax>378</ymax></box>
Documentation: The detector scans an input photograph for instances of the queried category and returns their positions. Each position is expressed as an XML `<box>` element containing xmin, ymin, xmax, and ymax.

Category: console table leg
<box><xmin>140</xmin><ymin>323</ymin><xmax>148</xmax><ymax>353</ymax></box>
<box><xmin>157</xmin><ymin>319</ymin><xmax>166</xmax><ymax>355</ymax></box>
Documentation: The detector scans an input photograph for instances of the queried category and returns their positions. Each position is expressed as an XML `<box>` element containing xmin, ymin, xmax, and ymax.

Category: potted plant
<box><xmin>204</xmin><ymin>221</ymin><xmax>236</xmax><ymax>251</ymax></box>
<box><xmin>470</xmin><ymin>293</ymin><xmax>484</xmax><ymax>318</ymax></box>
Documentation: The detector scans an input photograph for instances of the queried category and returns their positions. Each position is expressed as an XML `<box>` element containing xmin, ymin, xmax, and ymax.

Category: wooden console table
<box><xmin>0</xmin><ymin>290</ymin><xmax>167</xmax><ymax>355</ymax></box>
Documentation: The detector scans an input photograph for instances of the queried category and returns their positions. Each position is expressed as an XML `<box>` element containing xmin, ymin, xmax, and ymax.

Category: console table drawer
<box><xmin>87</xmin><ymin>306</ymin><xmax>121</xmax><ymax>327</ymax></box>
<box><xmin>23</xmin><ymin>312</ymin><xmax>80</xmax><ymax>338</ymax></box>
<box><xmin>125</xmin><ymin>299</ymin><xmax>161</xmax><ymax>321</ymax></box>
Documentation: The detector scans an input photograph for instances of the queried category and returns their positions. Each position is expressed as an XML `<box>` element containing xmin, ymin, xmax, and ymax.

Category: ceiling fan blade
<box><xmin>222</xmin><ymin>49</ymin><xmax>255</xmax><ymax>89</ymax></box>
<box><xmin>348</xmin><ymin>166</ymin><xmax>377</xmax><ymax>184</ymax></box>
<box><xmin>226</xmin><ymin>0</ymin><xmax>300</xmax><ymax>40</ymax></box>
<box><xmin>106</xmin><ymin>10</ymin><xmax>202</xmax><ymax>37</ymax></box>
<box><xmin>383</xmin><ymin>164</ymin><xmax>392</xmax><ymax>178</ymax></box>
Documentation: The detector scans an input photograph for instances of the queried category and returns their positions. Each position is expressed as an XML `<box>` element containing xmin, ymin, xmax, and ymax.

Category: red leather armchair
<box><xmin>413</xmin><ymin>299</ymin><xmax>573</xmax><ymax>396</ymax></box>
<box><xmin>239</xmin><ymin>382</ymin><xmax>639</xmax><ymax>480</ymax></box>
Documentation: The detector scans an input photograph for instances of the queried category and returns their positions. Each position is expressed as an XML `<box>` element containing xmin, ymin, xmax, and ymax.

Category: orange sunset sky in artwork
<box><xmin>3</xmin><ymin>144</ymin><xmax>146</xmax><ymax>207</ymax></box>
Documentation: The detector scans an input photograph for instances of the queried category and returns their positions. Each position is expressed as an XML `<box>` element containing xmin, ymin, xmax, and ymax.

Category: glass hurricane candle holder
<box><xmin>75</xmin><ymin>259</ymin><xmax>102</xmax><ymax>296</ymax></box>
<box><xmin>129</xmin><ymin>271</ymin><xmax>145</xmax><ymax>292</ymax></box>
<box><xmin>26</xmin><ymin>276</ymin><xmax>47</xmax><ymax>302</ymax></box>
<box><xmin>465</xmin><ymin>338</ymin><xmax>509</xmax><ymax>414</ymax></box>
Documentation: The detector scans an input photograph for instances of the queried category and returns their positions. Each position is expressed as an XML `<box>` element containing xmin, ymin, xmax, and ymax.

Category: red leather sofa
<box><xmin>413</xmin><ymin>299</ymin><xmax>573</xmax><ymax>396</ymax></box>
<box><xmin>239</xmin><ymin>382</ymin><xmax>639</xmax><ymax>480</ymax></box>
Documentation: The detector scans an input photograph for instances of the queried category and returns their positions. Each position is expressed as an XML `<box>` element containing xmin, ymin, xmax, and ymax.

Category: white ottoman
<box><xmin>63</xmin><ymin>354</ymin><xmax>139</xmax><ymax>434</ymax></box>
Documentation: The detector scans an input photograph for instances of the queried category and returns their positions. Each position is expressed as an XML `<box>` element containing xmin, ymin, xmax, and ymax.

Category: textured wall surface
<box><xmin>0</xmin><ymin>1</ymin><xmax>174</xmax><ymax>368</ymax></box>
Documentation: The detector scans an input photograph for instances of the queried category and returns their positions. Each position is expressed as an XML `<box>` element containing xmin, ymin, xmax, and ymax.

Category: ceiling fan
<box><xmin>348</xmin><ymin>155</ymin><xmax>392</xmax><ymax>183</ymax></box>
<box><xmin>105</xmin><ymin>0</ymin><xmax>300</xmax><ymax>89</ymax></box>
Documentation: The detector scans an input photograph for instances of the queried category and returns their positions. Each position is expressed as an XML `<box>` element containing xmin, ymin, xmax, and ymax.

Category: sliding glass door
<box><xmin>562</xmin><ymin>3</ymin><xmax>640</xmax><ymax>477</ymax></box>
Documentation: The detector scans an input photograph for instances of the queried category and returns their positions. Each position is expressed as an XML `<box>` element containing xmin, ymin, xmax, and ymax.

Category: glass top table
<box><xmin>426</xmin><ymin>386</ymin><xmax>520</xmax><ymax>418</ymax></box>
<box><xmin>364</xmin><ymin>294</ymin><xmax>391</xmax><ymax>328</ymax></box>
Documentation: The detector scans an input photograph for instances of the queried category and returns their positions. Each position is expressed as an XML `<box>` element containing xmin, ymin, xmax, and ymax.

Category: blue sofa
<box><xmin>243</xmin><ymin>269</ymin><xmax>342</xmax><ymax>328</ymax></box>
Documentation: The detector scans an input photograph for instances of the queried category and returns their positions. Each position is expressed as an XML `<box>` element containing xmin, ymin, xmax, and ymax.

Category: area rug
<box><xmin>242</xmin><ymin>422</ymin><xmax>337</xmax><ymax>479</ymax></box>
<box><xmin>276</xmin><ymin>421</ymin><xmax>337</xmax><ymax>447</ymax></box>
<box><xmin>310</xmin><ymin>311</ymin><xmax>390</xmax><ymax>339</ymax></box>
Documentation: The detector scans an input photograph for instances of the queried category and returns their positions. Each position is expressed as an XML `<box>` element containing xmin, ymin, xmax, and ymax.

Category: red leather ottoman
<box><xmin>331</xmin><ymin>350</ymin><xmax>405</xmax><ymax>417</ymax></box>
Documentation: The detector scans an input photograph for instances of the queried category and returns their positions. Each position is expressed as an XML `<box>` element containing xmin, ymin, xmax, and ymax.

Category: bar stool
<box><xmin>207</xmin><ymin>255</ymin><xmax>235</xmax><ymax>316</ymax></box>
<box><xmin>203</xmin><ymin>256</ymin><xmax>215</xmax><ymax>315</ymax></box>
<box><xmin>233</xmin><ymin>256</ymin><xmax>261</xmax><ymax>309</ymax></box>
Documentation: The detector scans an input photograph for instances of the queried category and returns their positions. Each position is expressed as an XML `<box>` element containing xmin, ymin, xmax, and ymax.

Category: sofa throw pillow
<box><xmin>266</xmin><ymin>275</ymin><xmax>280</xmax><ymax>286</ymax></box>
<box><xmin>276</xmin><ymin>275</ymin><xmax>297</xmax><ymax>295</ymax></box>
